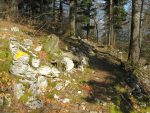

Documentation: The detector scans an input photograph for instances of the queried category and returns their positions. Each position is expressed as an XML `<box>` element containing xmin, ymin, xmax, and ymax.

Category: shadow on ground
<box><xmin>60</xmin><ymin>37</ymin><xmax>149</xmax><ymax>113</ymax></box>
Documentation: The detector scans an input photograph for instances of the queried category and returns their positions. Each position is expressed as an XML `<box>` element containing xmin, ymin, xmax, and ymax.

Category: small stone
<box><xmin>32</xmin><ymin>58</ymin><xmax>40</xmax><ymax>68</ymax></box>
<box><xmin>61</xmin><ymin>98</ymin><xmax>70</xmax><ymax>103</ymax></box>
<box><xmin>9</xmin><ymin>37</ymin><xmax>20</xmax><ymax>54</ymax></box>
<box><xmin>55</xmin><ymin>82</ymin><xmax>64</xmax><ymax>90</ymax></box>
<box><xmin>64</xmin><ymin>80</ymin><xmax>71</xmax><ymax>87</ymax></box>
<box><xmin>23</xmin><ymin>39</ymin><xmax>33</xmax><ymax>49</ymax></box>
<box><xmin>103</xmin><ymin>102</ymin><xmax>107</xmax><ymax>106</ymax></box>
<box><xmin>37</xmin><ymin>76</ymin><xmax>48</xmax><ymax>94</ymax></box>
<box><xmin>81</xmin><ymin>105</ymin><xmax>86</xmax><ymax>110</ymax></box>
<box><xmin>5</xmin><ymin>94</ymin><xmax>11</xmax><ymax>107</ymax></box>
<box><xmin>61</xmin><ymin>57</ymin><xmax>74</xmax><ymax>72</ymax></box>
<box><xmin>54</xmin><ymin>94</ymin><xmax>60</xmax><ymax>100</ymax></box>
<box><xmin>78</xmin><ymin>91</ymin><xmax>82</xmax><ymax>94</ymax></box>
<box><xmin>35</xmin><ymin>45</ymin><xmax>43</xmax><ymax>52</ymax></box>
<box><xmin>11</xmin><ymin>26</ymin><xmax>19</xmax><ymax>32</ymax></box>
<box><xmin>26</xmin><ymin>96</ymin><xmax>43</xmax><ymax>109</ymax></box>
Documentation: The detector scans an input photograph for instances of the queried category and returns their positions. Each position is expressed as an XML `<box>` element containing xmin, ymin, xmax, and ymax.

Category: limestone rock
<box><xmin>37</xmin><ymin>66</ymin><xmax>60</xmax><ymax>77</ymax></box>
<box><xmin>32</xmin><ymin>58</ymin><xmax>40</xmax><ymax>68</ymax></box>
<box><xmin>50</xmin><ymin>67</ymin><xmax>60</xmax><ymax>77</ymax></box>
<box><xmin>26</xmin><ymin>96</ymin><xmax>43</xmax><ymax>109</ymax></box>
<box><xmin>10</xmin><ymin>63</ymin><xmax>30</xmax><ymax>77</ymax></box>
<box><xmin>37</xmin><ymin>66</ymin><xmax>52</xmax><ymax>76</ymax></box>
<box><xmin>37</xmin><ymin>76</ymin><xmax>48</xmax><ymax>94</ymax></box>
<box><xmin>23</xmin><ymin>39</ymin><xmax>33</xmax><ymax>49</ymax></box>
<box><xmin>10</xmin><ymin>51</ymin><xmax>30</xmax><ymax>76</ymax></box>
<box><xmin>24</xmin><ymin>67</ymin><xmax>37</xmax><ymax>79</ymax></box>
<box><xmin>5</xmin><ymin>94</ymin><xmax>11</xmax><ymax>107</ymax></box>
<box><xmin>34</xmin><ymin>45</ymin><xmax>43</xmax><ymax>52</ymax></box>
<box><xmin>13</xmin><ymin>51</ymin><xmax>29</xmax><ymax>63</ymax></box>
<box><xmin>9</xmin><ymin>37</ymin><xmax>20</xmax><ymax>54</ymax></box>
<box><xmin>29</xmin><ymin>81</ymin><xmax>38</xmax><ymax>96</ymax></box>
<box><xmin>61</xmin><ymin>98</ymin><xmax>70</xmax><ymax>103</ymax></box>
<box><xmin>55</xmin><ymin>82</ymin><xmax>64</xmax><ymax>90</ymax></box>
<box><xmin>61</xmin><ymin>57</ymin><xmax>74</xmax><ymax>72</ymax></box>
<box><xmin>13</xmin><ymin>83</ymin><xmax>25</xmax><ymax>99</ymax></box>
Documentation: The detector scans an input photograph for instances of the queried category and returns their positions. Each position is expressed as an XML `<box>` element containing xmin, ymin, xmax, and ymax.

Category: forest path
<box><xmin>56</xmin><ymin>37</ymin><xmax>134</xmax><ymax>113</ymax></box>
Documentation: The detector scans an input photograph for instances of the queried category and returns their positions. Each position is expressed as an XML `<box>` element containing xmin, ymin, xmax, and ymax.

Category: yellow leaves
<box><xmin>14</xmin><ymin>51</ymin><xmax>28</xmax><ymax>60</ymax></box>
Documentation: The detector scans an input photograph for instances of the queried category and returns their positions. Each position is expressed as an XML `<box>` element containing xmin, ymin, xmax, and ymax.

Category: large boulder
<box><xmin>10</xmin><ymin>50</ymin><xmax>30</xmax><ymax>77</ymax></box>
<box><xmin>44</xmin><ymin>34</ymin><xmax>60</xmax><ymax>54</ymax></box>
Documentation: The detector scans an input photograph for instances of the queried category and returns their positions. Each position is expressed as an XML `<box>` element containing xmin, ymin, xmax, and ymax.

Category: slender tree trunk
<box><xmin>128</xmin><ymin>0</ymin><xmax>140</xmax><ymax>65</ymax></box>
<box><xmin>139</xmin><ymin>0</ymin><xmax>144</xmax><ymax>49</ymax></box>
<box><xmin>59</xmin><ymin>0</ymin><xmax>63</xmax><ymax>18</ymax></box>
<box><xmin>69</xmin><ymin>0</ymin><xmax>77</xmax><ymax>36</ymax></box>
<box><xmin>53</xmin><ymin>0</ymin><xmax>56</xmax><ymax>17</ymax></box>
<box><xmin>86</xmin><ymin>23</ymin><xmax>90</xmax><ymax>40</ymax></box>
<box><xmin>40</xmin><ymin>0</ymin><xmax>44</xmax><ymax>13</ymax></box>
<box><xmin>94</xmin><ymin>19</ymin><xmax>99</xmax><ymax>41</ymax></box>
<box><xmin>108</xmin><ymin>0</ymin><xmax>113</xmax><ymax>46</ymax></box>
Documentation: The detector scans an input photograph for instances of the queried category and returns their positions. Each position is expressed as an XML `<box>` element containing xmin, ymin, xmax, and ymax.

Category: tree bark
<box><xmin>139</xmin><ymin>0</ymin><xmax>144</xmax><ymax>49</ymax></box>
<box><xmin>53</xmin><ymin>0</ymin><xmax>56</xmax><ymax>17</ymax></box>
<box><xmin>108</xmin><ymin>0</ymin><xmax>113</xmax><ymax>46</ymax></box>
<box><xmin>69</xmin><ymin>0</ymin><xmax>77</xmax><ymax>36</ymax></box>
<box><xmin>40</xmin><ymin>0</ymin><xmax>44</xmax><ymax>14</ymax></box>
<box><xmin>86</xmin><ymin>23</ymin><xmax>90</xmax><ymax>40</ymax></box>
<box><xmin>128</xmin><ymin>0</ymin><xmax>140</xmax><ymax>65</ymax></box>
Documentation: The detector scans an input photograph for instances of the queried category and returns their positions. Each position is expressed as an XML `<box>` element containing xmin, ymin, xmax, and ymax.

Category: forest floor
<box><xmin>0</xmin><ymin>19</ymin><xmax>149</xmax><ymax>113</ymax></box>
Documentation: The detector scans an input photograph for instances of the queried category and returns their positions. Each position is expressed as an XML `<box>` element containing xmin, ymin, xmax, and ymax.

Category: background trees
<box><xmin>0</xmin><ymin>0</ymin><xmax>149</xmax><ymax>65</ymax></box>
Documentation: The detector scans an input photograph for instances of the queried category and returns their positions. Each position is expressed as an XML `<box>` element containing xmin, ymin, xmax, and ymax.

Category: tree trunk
<box><xmin>108</xmin><ymin>0</ymin><xmax>113</xmax><ymax>46</ymax></box>
<box><xmin>40</xmin><ymin>0</ymin><xmax>44</xmax><ymax>14</ymax></box>
<box><xmin>59</xmin><ymin>0</ymin><xmax>63</xmax><ymax>18</ymax></box>
<box><xmin>86</xmin><ymin>23</ymin><xmax>90</xmax><ymax>40</ymax></box>
<box><xmin>69</xmin><ymin>0</ymin><xmax>77</xmax><ymax>36</ymax></box>
<box><xmin>139</xmin><ymin>0</ymin><xmax>144</xmax><ymax>49</ymax></box>
<box><xmin>128</xmin><ymin>0</ymin><xmax>140</xmax><ymax>65</ymax></box>
<box><xmin>53</xmin><ymin>0</ymin><xmax>56</xmax><ymax>17</ymax></box>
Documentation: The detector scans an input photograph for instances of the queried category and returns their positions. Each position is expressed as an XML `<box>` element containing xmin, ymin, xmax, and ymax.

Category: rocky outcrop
<box><xmin>9</xmin><ymin>35</ymin><xmax>89</xmax><ymax>109</ymax></box>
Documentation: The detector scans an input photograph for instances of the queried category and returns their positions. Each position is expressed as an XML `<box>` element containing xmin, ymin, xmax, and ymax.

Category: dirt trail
<box><xmin>51</xmin><ymin>37</ymin><xmax>136</xmax><ymax>113</ymax></box>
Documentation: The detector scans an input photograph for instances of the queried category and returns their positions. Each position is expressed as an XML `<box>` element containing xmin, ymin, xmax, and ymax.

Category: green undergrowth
<box><xmin>109</xmin><ymin>104</ymin><xmax>122</xmax><ymax>113</ymax></box>
<box><xmin>0</xmin><ymin>39</ymin><xmax>12</xmax><ymax>72</ymax></box>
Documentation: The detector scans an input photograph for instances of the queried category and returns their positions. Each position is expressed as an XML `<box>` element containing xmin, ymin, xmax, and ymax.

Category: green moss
<box><xmin>47</xmin><ymin>80</ymin><xmax>57</xmax><ymax>88</ymax></box>
<box><xmin>20</xmin><ymin>94</ymin><xmax>29</xmax><ymax>103</ymax></box>
<box><xmin>46</xmin><ymin>90</ymin><xmax>59</xmax><ymax>99</ymax></box>
<box><xmin>29</xmin><ymin>110</ymin><xmax>39</xmax><ymax>113</ymax></box>
<box><xmin>139</xmin><ymin>107</ymin><xmax>150</xmax><ymax>113</ymax></box>
<box><xmin>115</xmin><ymin>85</ymin><xmax>126</xmax><ymax>93</ymax></box>
<box><xmin>109</xmin><ymin>104</ymin><xmax>122</xmax><ymax>113</ymax></box>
